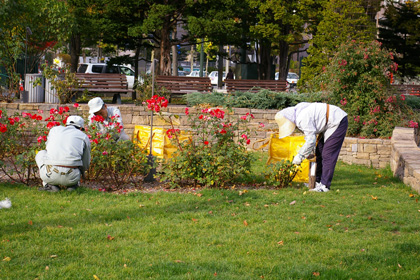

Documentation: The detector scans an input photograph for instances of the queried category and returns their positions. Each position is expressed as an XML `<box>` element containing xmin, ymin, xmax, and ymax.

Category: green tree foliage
<box><xmin>0</xmin><ymin>0</ymin><xmax>65</xmax><ymax>101</ymax></box>
<box><xmin>318</xmin><ymin>40</ymin><xmax>417</xmax><ymax>138</ymax></box>
<box><xmin>247</xmin><ymin>0</ymin><xmax>324</xmax><ymax>80</ymax></box>
<box><xmin>300</xmin><ymin>0</ymin><xmax>376</xmax><ymax>90</ymax></box>
<box><xmin>378</xmin><ymin>0</ymin><xmax>420</xmax><ymax>78</ymax></box>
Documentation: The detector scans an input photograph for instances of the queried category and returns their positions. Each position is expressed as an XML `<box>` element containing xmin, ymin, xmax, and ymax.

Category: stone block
<box><xmin>363</xmin><ymin>144</ymin><xmax>377</xmax><ymax>153</ymax></box>
<box><xmin>356</xmin><ymin>152</ymin><xmax>371</xmax><ymax>160</ymax></box>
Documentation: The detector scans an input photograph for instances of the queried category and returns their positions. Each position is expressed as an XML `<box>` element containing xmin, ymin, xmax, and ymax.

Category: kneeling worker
<box><xmin>275</xmin><ymin>102</ymin><xmax>348</xmax><ymax>192</ymax></box>
<box><xmin>87</xmin><ymin>97</ymin><xmax>130</xmax><ymax>141</ymax></box>
<box><xmin>36</xmin><ymin>116</ymin><xmax>91</xmax><ymax>192</ymax></box>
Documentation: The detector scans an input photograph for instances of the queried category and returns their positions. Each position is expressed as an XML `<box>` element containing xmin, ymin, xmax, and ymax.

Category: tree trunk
<box><xmin>70</xmin><ymin>34</ymin><xmax>81</xmax><ymax>73</ymax></box>
<box><xmin>277</xmin><ymin>40</ymin><xmax>289</xmax><ymax>81</ymax></box>
<box><xmin>133</xmin><ymin>46</ymin><xmax>140</xmax><ymax>100</ymax></box>
<box><xmin>172</xmin><ymin>28</ymin><xmax>177</xmax><ymax>76</ymax></box>
<box><xmin>159</xmin><ymin>28</ymin><xmax>172</xmax><ymax>76</ymax></box>
<box><xmin>217</xmin><ymin>45</ymin><xmax>224</xmax><ymax>88</ymax></box>
<box><xmin>259</xmin><ymin>41</ymin><xmax>272</xmax><ymax>80</ymax></box>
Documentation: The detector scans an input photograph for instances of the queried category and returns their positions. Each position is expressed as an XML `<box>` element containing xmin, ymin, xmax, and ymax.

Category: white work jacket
<box><xmin>294</xmin><ymin>103</ymin><xmax>347</xmax><ymax>157</ymax></box>
<box><xmin>43</xmin><ymin>125</ymin><xmax>91</xmax><ymax>172</ymax></box>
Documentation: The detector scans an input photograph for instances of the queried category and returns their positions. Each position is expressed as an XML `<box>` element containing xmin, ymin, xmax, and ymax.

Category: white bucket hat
<box><xmin>66</xmin><ymin>115</ymin><xmax>85</xmax><ymax>130</ymax></box>
<box><xmin>275</xmin><ymin>111</ymin><xmax>296</xmax><ymax>139</ymax></box>
<box><xmin>88</xmin><ymin>97</ymin><xmax>105</xmax><ymax>115</ymax></box>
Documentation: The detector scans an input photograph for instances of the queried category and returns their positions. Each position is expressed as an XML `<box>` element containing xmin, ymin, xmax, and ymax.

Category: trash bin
<box><xmin>45</xmin><ymin>78</ymin><xmax>60</xmax><ymax>104</ymax></box>
<box><xmin>24</xmin><ymin>74</ymin><xmax>44</xmax><ymax>103</ymax></box>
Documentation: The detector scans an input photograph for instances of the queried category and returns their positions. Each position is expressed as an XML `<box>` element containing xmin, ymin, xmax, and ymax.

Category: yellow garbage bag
<box><xmin>133</xmin><ymin>125</ymin><xmax>191</xmax><ymax>159</ymax></box>
<box><xmin>267</xmin><ymin>133</ymin><xmax>309</xmax><ymax>183</ymax></box>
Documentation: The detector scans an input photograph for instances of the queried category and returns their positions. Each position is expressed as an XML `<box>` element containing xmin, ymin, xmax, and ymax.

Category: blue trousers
<box><xmin>315</xmin><ymin>116</ymin><xmax>348</xmax><ymax>188</ymax></box>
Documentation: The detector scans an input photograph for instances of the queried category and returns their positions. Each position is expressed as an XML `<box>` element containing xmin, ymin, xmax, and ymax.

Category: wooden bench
<box><xmin>226</xmin><ymin>79</ymin><xmax>288</xmax><ymax>93</ymax></box>
<box><xmin>392</xmin><ymin>84</ymin><xmax>420</xmax><ymax>96</ymax></box>
<box><xmin>155</xmin><ymin>76</ymin><xmax>212</xmax><ymax>99</ymax></box>
<box><xmin>75</xmin><ymin>73</ymin><xmax>134</xmax><ymax>104</ymax></box>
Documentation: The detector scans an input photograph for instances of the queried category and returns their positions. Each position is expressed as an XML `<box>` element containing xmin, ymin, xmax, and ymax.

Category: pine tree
<box><xmin>378</xmin><ymin>0</ymin><xmax>420</xmax><ymax>78</ymax></box>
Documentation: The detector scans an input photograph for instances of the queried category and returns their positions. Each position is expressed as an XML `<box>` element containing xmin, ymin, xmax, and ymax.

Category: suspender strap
<box><xmin>326</xmin><ymin>104</ymin><xmax>330</xmax><ymax>127</ymax></box>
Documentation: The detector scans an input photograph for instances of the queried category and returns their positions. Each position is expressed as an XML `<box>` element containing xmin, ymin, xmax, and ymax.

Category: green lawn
<box><xmin>1</xmin><ymin>161</ymin><xmax>419</xmax><ymax>279</ymax></box>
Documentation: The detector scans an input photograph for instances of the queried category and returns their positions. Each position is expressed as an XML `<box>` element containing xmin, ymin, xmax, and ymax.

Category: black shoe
<box><xmin>67</xmin><ymin>185</ymin><xmax>78</xmax><ymax>192</ymax></box>
<box><xmin>38</xmin><ymin>184</ymin><xmax>60</xmax><ymax>192</ymax></box>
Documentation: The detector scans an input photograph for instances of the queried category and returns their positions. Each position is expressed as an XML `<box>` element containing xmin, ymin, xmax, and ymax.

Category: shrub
<box><xmin>264</xmin><ymin>160</ymin><xmax>300</xmax><ymax>188</ymax></box>
<box><xmin>160</xmin><ymin>107</ymin><xmax>255</xmax><ymax>188</ymax></box>
<box><xmin>184</xmin><ymin>90</ymin><xmax>304</xmax><ymax>109</ymax></box>
<box><xmin>317</xmin><ymin>40</ymin><xmax>419</xmax><ymax>138</ymax></box>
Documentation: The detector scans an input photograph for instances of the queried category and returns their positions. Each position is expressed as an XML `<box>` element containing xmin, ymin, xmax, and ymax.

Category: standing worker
<box><xmin>36</xmin><ymin>116</ymin><xmax>91</xmax><ymax>192</ymax></box>
<box><xmin>88</xmin><ymin>97</ymin><xmax>130</xmax><ymax>141</ymax></box>
<box><xmin>275</xmin><ymin>102</ymin><xmax>348</xmax><ymax>192</ymax></box>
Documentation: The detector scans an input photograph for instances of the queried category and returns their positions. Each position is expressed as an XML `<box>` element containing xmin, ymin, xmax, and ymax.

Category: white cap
<box><xmin>66</xmin><ymin>115</ymin><xmax>85</xmax><ymax>130</ymax></box>
<box><xmin>88</xmin><ymin>97</ymin><xmax>105</xmax><ymax>115</ymax></box>
<box><xmin>275</xmin><ymin>111</ymin><xmax>296</xmax><ymax>139</ymax></box>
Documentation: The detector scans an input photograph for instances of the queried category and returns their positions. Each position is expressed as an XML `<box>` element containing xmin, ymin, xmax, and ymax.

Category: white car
<box><xmin>187</xmin><ymin>70</ymin><xmax>207</xmax><ymax>77</ymax></box>
<box><xmin>77</xmin><ymin>63</ymin><xmax>136</xmax><ymax>89</ymax></box>
<box><xmin>208</xmin><ymin>71</ymin><xmax>226</xmax><ymax>85</ymax></box>
<box><xmin>275</xmin><ymin>72</ymin><xmax>299</xmax><ymax>88</ymax></box>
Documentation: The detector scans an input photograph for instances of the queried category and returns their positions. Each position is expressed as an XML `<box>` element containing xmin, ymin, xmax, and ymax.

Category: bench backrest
<box><xmin>155</xmin><ymin>76</ymin><xmax>212</xmax><ymax>93</ymax></box>
<box><xmin>226</xmin><ymin>79</ymin><xmax>287</xmax><ymax>93</ymax></box>
<box><xmin>76</xmin><ymin>73</ymin><xmax>128</xmax><ymax>89</ymax></box>
<box><xmin>392</xmin><ymin>84</ymin><xmax>420</xmax><ymax>96</ymax></box>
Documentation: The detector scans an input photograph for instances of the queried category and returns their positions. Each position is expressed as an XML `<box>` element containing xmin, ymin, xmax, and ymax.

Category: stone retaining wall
<box><xmin>0</xmin><ymin>102</ymin><xmax>396</xmax><ymax>171</ymax></box>
<box><xmin>391</xmin><ymin>127</ymin><xmax>420</xmax><ymax>193</ymax></box>
<box><xmin>339</xmin><ymin>137</ymin><xmax>391</xmax><ymax>169</ymax></box>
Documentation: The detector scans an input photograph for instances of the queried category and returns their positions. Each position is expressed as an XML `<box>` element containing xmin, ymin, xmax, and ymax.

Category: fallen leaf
<box><xmin>124</xmin><ymin>264</ymin><xmax>127</xmax><ymax>268</ymax></box>
<box><xmin>398</xmin><ymin>263</ymin><xmax>402</xmax><ymax>268</ymax></box>
<box><xmin>107</xmin><ymin>235</ymin><xmax>115</xmax><ymax>241</ymax></box>
<box><xmin>371</xmin><ymin>195</ymin><xmax>378</xmax><ymax>200</ymax></box>
<box><xmin>243</xmin><ymin>220</ymin><xmax>248</xmax><ymax>226</ymax></box>
<box><xmin>277</xmin><ymin>240</ymin><xmax>284</xmax><ymax>245</ymax></box>
<box><xmin>196</xmin><ymin>193</ymin><xmax>203</xmax><ymax>197</ymax></box>
<box><xmin>264</xmin><ymin>204</ymin><xmax>269</xmax><ymax>208</ymax></box>
<box><xmin>139</xmin><ymin>204</ymin><xmax>145</xmax><ymax>208</ymax></box>
<box><xmin>312</xmin><ymin>272</ymin><xmax>320</xmax><ymax>277</ymax></box>
<box><xmin>45</xmin><ymin>266</ymin><xmax>49</xmax><ymax>270</ymax></box>
<box><xmin>245</xmin><ymin>202</ymin><xmax>250</xmax><ymax>206</ymax></box>
<box><xmin>192</xmin><ymin>218</ymin><xmax>198</xmax><ymax>222</ymax></box>
<box><xmin>50</xmin><ymin>255</ymin><xmax>57</xmax><ymax>258</ymax></box>
<box><xmin>57</xmin><ymin>225</ymin><xmax>63</xmax><ymax>228</ymax></box>
<box><xmin>289</xmin><ymin>200</ymin><xmax>296</xmax><ymax>205</ymax></box>
<box><xmin>409</xmin><ymin>194</ymin><xmax>415</xmax><ymax>198</ymax></box>
<box><xmin>28</xmin><ymin>220</ymin><xmax>33</xmax><ymax>225</ymax></box>
<box><xmin>93</xmin><ymin>275</ymin><xmax>100</xmax><ymax>280</ymax></box>
<box><xmin>214</xmin><ymin>272</ymin><xmax>217</xmax><ymax>276</ymax></box>
<box><xmin>2</xmin><ymin>257</ymin><xmax>11</xmax><ymax>262</ymax></box>
<box><xmin>174</xmin><ymin>260</ymin><xmax>184</xmax><ymax>263</ymax></box>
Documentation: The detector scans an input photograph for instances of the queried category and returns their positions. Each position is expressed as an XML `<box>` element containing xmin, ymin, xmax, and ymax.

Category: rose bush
<box><xmin>317</xmin><ymin>40</ymin><xmax>419</xmax><ymax>138</ymax></box>
<box><xmin>0</xmin><ymin>106</ymin><xmax>70</xmax><ymax>184</ymax></box>
<box><xmin>0</xmin><ymin>105</ymin><xmax>150</xmax><ymax>189</ymax></box>
<box><xmin>160</xmin><ymin>106</ymin><xmax>254</xmax><ymax>188</ymax></box>
<box><xmin>84</xmin><ymin>113</ymin><xmax>150</xmax><ymax>190</ymax></box>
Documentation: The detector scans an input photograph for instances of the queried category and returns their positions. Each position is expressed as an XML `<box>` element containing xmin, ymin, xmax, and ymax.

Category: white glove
<box><xmin>292</xmin><ymin>154</ymin><xmax>304</xmax><ymax>165</ymax></box>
